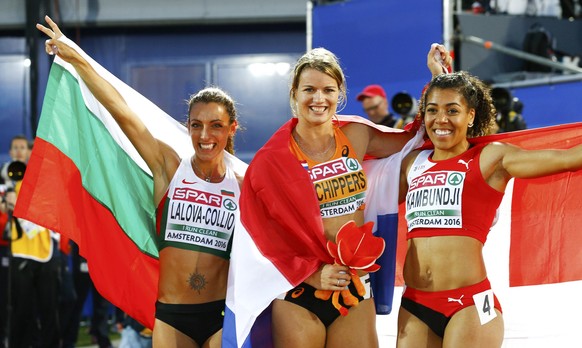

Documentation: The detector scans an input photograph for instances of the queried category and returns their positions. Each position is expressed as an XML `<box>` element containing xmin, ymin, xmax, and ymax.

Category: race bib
<box><xmin>473</xmin><ymin>289</ymin><xmax>497</xmax><ymax>325</ymax></box>
<box><xmin>165</xmin><ymin>187</ymin><xmax>236</xmax><ymax>253</ymax></box>
<box><xmin>405</xmin><ymin>170</ymin><xmax>464</xmax><ymax>230</ymax></box>
<box><xmin>309</xmin><ymin>157</ymin><xmax>367</xmax><ymax>219</ymax></box>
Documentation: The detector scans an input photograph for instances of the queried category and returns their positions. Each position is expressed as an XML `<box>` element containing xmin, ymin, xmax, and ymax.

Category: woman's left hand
<box><xmin>427</xmin><ymin>43</ymin><xmax>452</xmax><ymax>76</ymax></box>
<box><xmin>307</xmin><ymin>263</ymin><xmax>352</xmax><ymax>290</ymax></box>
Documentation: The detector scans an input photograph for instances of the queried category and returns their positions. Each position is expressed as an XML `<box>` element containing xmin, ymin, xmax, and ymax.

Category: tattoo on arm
<box><xmin>188</xmin><ymin>271</ymin><xmax>207</xmax><ymax>294</ymax></box>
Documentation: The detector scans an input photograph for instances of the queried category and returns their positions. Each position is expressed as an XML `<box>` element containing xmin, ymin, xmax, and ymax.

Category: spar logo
<box><xmin>447</xmin><ymin>172</ymin><xmax>463</xmax><ymax>186</ymax></box>
<box><xmin>309</xmin><ymin>158</ymin><xmax>348</xmax><ymax>181</ymax></box>
<box><xmin>223</xmin><ymin>199</ymin><xmax>238</xmax><ymax>211</ymax></box>
<box><xmin>410</xmin><ymin>171</ymin><xmax>463</xmax><ymax>191</ymax></box>
<box><xmin>173</xmin><ymin>187</ymin><xmax>222</xmax><ymax>208</ymax></box>
<box><xmin>346</xmin><ymin>158</ymin><xmax>359</xmax><ymax>171</ymax></box>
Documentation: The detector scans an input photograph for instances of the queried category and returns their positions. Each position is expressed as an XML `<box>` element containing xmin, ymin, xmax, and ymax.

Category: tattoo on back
<box><xmin>188</xmin><ymin>271</ymin><xmax>207</xmax><ymax>294</ymax></box>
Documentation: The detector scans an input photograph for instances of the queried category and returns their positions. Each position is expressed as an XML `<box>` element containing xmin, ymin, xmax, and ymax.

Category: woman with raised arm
<box><xmin>396</xmin><ymin>71</ymin><xmax>582</xmax><ymax>347</ymax></box>
<box><xmin>37</xmin><ymin>16</ymin><xmax>245</xmax><ymax>348</ymax></box>
<box><xmin>234</xmin><ymin>45</ymin><xmax>451</xmax><ymax>348</ymax></box>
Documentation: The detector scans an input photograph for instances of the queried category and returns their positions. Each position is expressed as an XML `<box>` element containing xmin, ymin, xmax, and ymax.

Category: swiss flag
<box><xmin>389</xmin><ymin>122</ymin><xmax>582</xmax><ymax>345</ymax></box>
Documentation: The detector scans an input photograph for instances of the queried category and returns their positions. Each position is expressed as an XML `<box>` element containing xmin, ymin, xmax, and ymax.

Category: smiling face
<box><xmin>424</xmin><ymin>88</ymin><xmax>475</xmax><ymax>157</ymax></box>
<box><xmin>293</xmin><ymin>68</ymin><xmax>340</xmax><ymax>127</ymax></box>
<box><xmin>188</xmin><ymin>102</ymin><xmax>237</xmax><ymax>162</ymax></box>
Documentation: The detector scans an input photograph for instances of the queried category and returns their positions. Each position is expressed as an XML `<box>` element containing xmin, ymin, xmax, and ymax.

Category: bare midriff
<box><xmin>157</xmin><ymin>247</ymin><xmax>229</xmax><ymax>304</ymax></box>
<box><xmin>403</xmin><ymin>235</ymin><xmax>487</xmax><ymax>291</ymax></box>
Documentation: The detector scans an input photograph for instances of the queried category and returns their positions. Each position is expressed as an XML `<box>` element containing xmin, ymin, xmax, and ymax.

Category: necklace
<box><xmin>293</xmin><ymin>132</ymin><xmax>336</xmax><ymax>159</ymax></box>
<box><xmin>191</xmin><ymin>158</ymin><xmax>225</xmax><ymax>183</ymax></box>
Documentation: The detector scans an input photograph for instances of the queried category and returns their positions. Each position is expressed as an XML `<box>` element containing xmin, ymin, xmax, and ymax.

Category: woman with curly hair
<box><xmin>396</xmin><ymin>71</ymin><xmax>582</xmax><ymax>347</ymax></box>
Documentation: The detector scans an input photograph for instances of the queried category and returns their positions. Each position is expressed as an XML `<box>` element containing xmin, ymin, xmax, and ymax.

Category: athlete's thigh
<box><xmin>396</xmin><ymin>306</ymin><xmax>442</xmax><ymax>348</ymax></box>
<box><xmin>202</xmin><ymin>329</ymin><xmax>222</xmax><ymax>348</ymax></box>
<box><xmin>443</xmin><ymin>306</ymin><xmax>504</xmax><ymax>348</ymax></box>
<box><xmin>153</xmin><ymin>318</ymin><xmax>199</xmax><ymax>348</ymax></box>
<box><xmin>327</xmin><ymin>298</ymin><xmax>378</xmax><ymax>348</ymax></box>
<box><xmin>271</xmin><ymin>299</ymin><xmax>326</xmax><ymax>348</ymax></box>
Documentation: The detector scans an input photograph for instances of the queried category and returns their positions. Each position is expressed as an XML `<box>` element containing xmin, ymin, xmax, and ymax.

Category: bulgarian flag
<box><xmin>13</xmin><ymin>37</ymin><xmax>247</xmax><ymax>329</ymax></box>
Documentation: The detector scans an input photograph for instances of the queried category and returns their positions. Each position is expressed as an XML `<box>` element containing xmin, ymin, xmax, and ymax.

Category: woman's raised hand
<box><xmin>36</xmin><ymin>15</ymin><xmax>77</xmax><ymax>62</ymax></box>
<box><xmin>427</xmin><ymin>43</ymin><xmax>452</xmax><ymax>76</ymax></box>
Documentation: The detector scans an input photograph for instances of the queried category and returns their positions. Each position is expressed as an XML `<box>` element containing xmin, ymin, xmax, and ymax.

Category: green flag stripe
<box><xmin>37</xmin><ymin>63</ymin><xmax>158</xmax><ymax>257</ymax></box>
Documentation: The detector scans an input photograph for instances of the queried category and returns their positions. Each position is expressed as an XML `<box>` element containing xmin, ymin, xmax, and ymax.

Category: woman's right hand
<box><xmin>306</xmin><ymin>263</ymin><xmax>352</xmax><ymax>291</ymax></box>
<box><xmin>36</xmin><ymin>15</ymin><xmax>79</xmax><ymax>63</ymax></box>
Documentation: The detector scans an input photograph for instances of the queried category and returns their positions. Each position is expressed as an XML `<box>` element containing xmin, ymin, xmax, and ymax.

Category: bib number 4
<box><xmin>473</xmin><ymin>289</ymin><xmax>497</xmax><ymax>325</ymax></box>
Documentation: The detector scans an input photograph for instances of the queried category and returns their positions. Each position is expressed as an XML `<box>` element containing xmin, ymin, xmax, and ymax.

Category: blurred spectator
<box><xmin>491</xmin><ymin>88</ymin><xmax>527</xmax><ymax>133</ymax></box>
<box><xmin>1</xmin><ymin>135</ymin><xmax>62</xmax><ymax>348</ymax></box>
<box><xmin>116</xmin><ymin>309</ymin><xmax>152</xmax><ymax>348</ymax></box>
<box><xmin>61</xmin><ymin>241</ymin><xmax>114</xmax><ymax>348</ymax></box>
<box><xmin>0</xmin><ymin>202</ymin><xmax>8</xmax><ymax>348</ymax></box>
<box><xmin>1</xmin><ymin>135</ymin><xmax>31</xmax><ymax>348</ymax></box>
<box><xmin>460</xmin><ymin>0</ymin><xmax>493</xmax><ymax>13</ymax></box>
<box><xmin>490</xmin><ymin>0</ymin><xmax>561</xmax><ymax>16</ymax></box>
<box><xmin>59</xmin><ymin>240</ymin><xmax>79</xmax><ymax>348</ymax></box>
<box><xmin>356</xmin><ymin>84</ymin><xmax>399</xmax><ymax>127</ymax></box>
